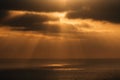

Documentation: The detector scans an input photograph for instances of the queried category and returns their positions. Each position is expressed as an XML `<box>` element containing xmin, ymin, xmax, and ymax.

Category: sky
<box><xmin>0</xmin><ymin>0</ymin><xmax>120</xmax><ymax>59</ymax></box>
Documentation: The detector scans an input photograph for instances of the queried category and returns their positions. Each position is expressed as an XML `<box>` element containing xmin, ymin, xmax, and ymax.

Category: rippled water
<box><xmin>0</xmin><ymin>59</ymin><xmax>120</xmax><ymax>80</ymax></box>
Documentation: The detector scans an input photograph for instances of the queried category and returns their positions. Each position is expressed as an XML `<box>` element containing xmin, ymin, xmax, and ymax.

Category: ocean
<box><xmin>0</xmin><ymin>59</ymin><xmax>120</xmax><ymax>80</ymax></box>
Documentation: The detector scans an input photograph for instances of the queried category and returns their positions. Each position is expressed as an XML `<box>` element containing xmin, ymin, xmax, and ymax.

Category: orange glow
<box><xmin>0</xmin><ymin>10</ymin><xmax>120</xmax><ymax>59</ymax></box>
<box><xmin>52</xmin><ymin>0</ymin><xmax>68</xmax><ymax>6</ymax></box>
<box><xmin>42</xmin><ymin>63</ymin><xmax>68</xmax><ymax>67</ymax></box>
<box><xmin>58</xmin><ymin>0</ymin><xmax>68</xmax><ymax>4</ymax></box>
<box><xmin>53</xmin><ymin>68</ymin><xmax>84</xmax><ymax>71</ymax></box>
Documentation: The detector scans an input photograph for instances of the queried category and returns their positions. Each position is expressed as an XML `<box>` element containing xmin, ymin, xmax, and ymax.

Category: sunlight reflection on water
<box><xmin>39</xmin><ymin>63</ymin><xmax>85</xmax><ymax>71</ymax></box>
<box><xmin>0</xmin><ymin>60</ymin><xmax>120</xmax><ymax>80</ymax></box>
<box><xmin>41</xmin><ymin>63</ymin><xmax>69</xmax><ymax>67</ymax></box>
<box><xmin>52</xmin><ymin>68</ymin><xmax>84</xmax><ymax>71</ymax></box>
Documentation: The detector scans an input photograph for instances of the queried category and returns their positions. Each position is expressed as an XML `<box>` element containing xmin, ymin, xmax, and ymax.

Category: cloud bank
<box><xmin>0</xmin><ymin>0</ymin><xmax>120</xmax><ymax>59</ymax></box>
<box><xmin>0</xmin><ymin>0</ymin><xmax>120</xmax><ymax>23</ymax></box>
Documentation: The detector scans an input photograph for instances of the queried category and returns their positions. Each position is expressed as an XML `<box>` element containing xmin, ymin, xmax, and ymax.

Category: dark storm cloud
<box><xmin>0</xmin><ymin>10</ymin><xmax>9</xmax><ymax>22</ymax></box>
<box><xmin>0</xmin><ymin>10</ymin><xmax>61</xmax><ymax>33</ymax></box>
<box><xmin>67</xmin><ymin>0</ymin><xmax>120</xmax><ymax>23</ymax></box>
<box><xmin>0</xmin><ymin>0</ymin><xmax>120</xmax><ymax>23</ymax></box>
<box><xmin>0</xmin><ymin>0</ymin><xmax>68</xmax><ymax>12</ymax></box>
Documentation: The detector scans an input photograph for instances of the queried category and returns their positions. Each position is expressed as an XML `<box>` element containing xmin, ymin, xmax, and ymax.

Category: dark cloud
<box><xmin>0</xmin><ymin>11</ymin><xmax>61</xmax><ymax>33</ymax></box>
<box><xmin>0</xmin><ymin>0</ymin><xmax>69</xmax><ymax>12</ymax></box>
<box><xmin>67</xmin><ymin>0</ymin><xmax>120</xmax><ymax>23</ymax></box>
<box><xmin>0</xmin><ymin>0</ymin><xmax>120</xmax><ymax>23</ymax></box>
<box><xmin>0</xmin><ymin>10</ymin><xmax>91</xmax><ymax>35</ymax></box>
<box><xmin>0</xmin><ymin>10</ymin><xmax>9</xmax><ymax>22</ymax></box>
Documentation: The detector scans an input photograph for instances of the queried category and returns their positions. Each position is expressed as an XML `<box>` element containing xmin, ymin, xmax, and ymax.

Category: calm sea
<box><xmin>0</xmin><ymin>59</ymin><xmax>120</xmax><ymax>80</ymax></box>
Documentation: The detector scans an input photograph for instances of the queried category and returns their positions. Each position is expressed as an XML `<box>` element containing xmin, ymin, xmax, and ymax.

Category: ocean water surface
<box><xmin>0</xmin><ymin>59</ymin><xmax>120</xmax><ymax>80</ymax></box>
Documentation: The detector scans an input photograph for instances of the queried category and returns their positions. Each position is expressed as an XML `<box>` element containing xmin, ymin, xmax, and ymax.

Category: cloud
<box><xmin>0</xmin><ymin>10</ymin><xmax>120</xmax><ymax>38</ymax></box>
<box><xmin>0</xmin><ymin>0</ymin><xmax>68</xmax><ymax>12</ymax></box>
<box><xmin>0</xmin><ymin>10</ymin><xmax>93</xmax><ymax>35</ymax></box>
<box><xmin>0</xmin><ymin>10</ymin><xmax>61</xmax><ymax>33</ymax></box>
<box><xmin>66</xmin><ymin>0</ymin><xmax>120</xmax><ymax>23</ymax></box>
<box><xmin>0</xmin><ymin>1</ymin><xmax>120</xmax><ymax>59</ymax></box>
<box><xmin>0</xmin><ymin>10</ymin><xmax>9</xmax><ymax>22</ymax></box>
<box><xmin>0</xmin><ymin>0</ymin><xmax>120</xmax><ymax>23</ymax></box>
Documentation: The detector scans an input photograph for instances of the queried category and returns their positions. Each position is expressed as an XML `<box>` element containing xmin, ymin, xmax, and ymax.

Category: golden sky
<box><xmin>0</xmin><ymin>0</ymin><xmax>120</xmax><ymax>59</ymax></box>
